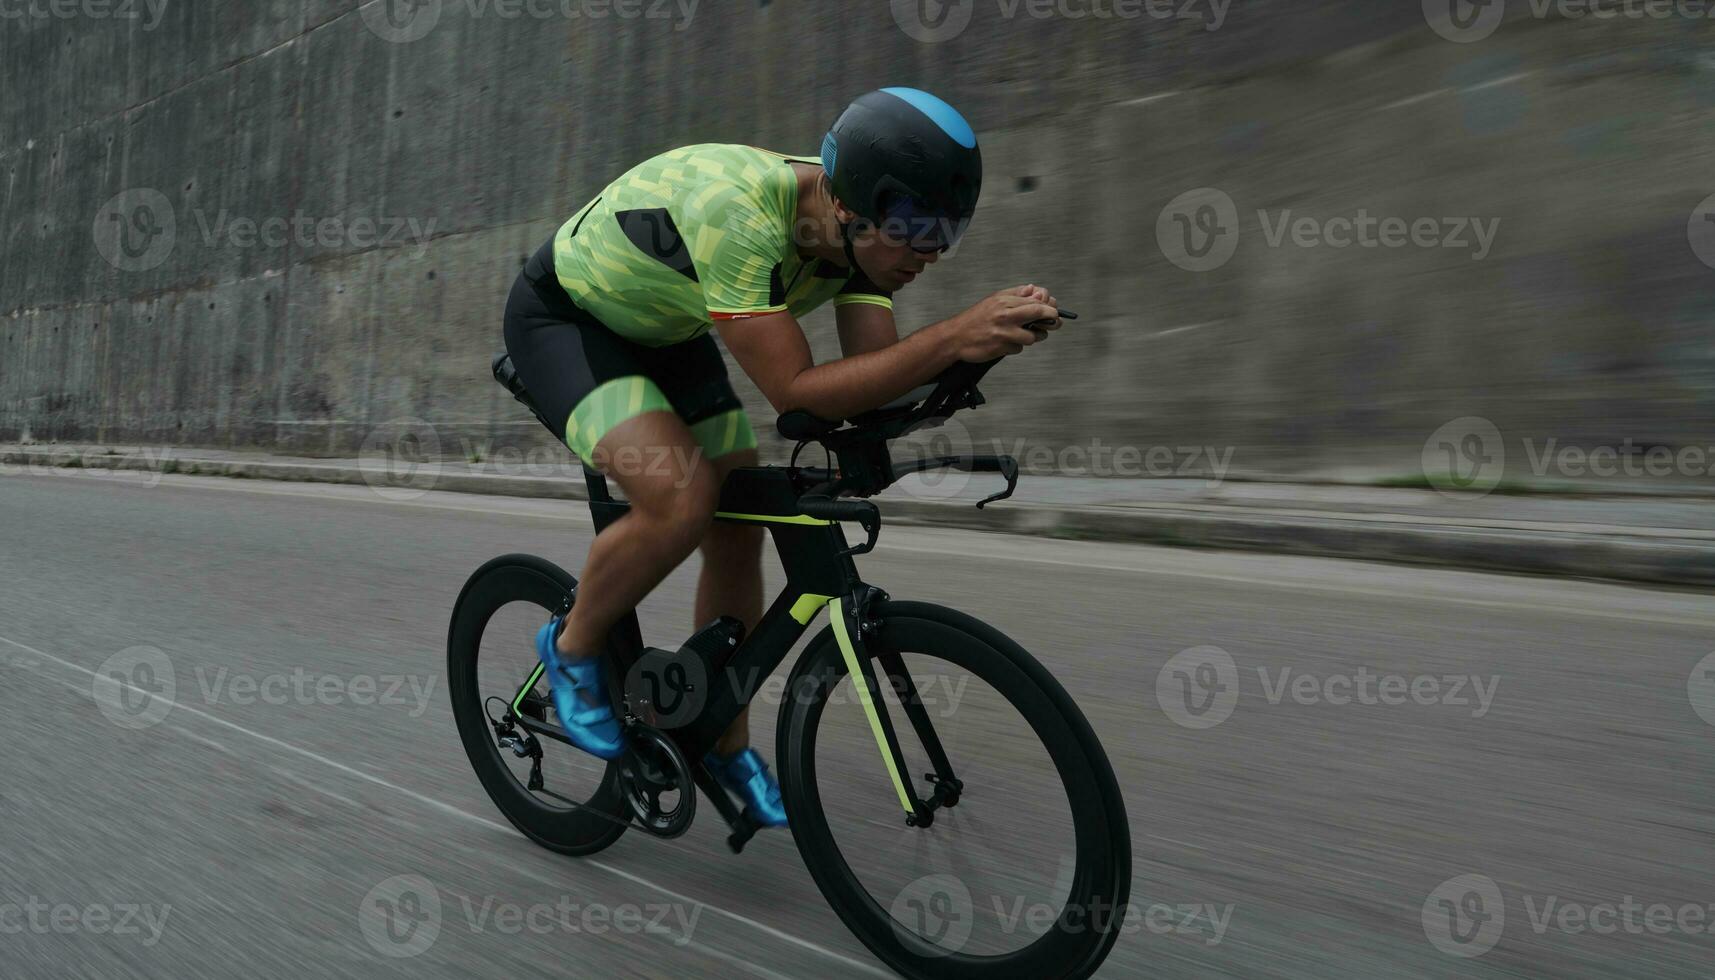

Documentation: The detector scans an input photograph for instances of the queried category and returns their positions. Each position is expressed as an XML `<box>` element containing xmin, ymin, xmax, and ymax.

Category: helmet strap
<box><xmin>840</xmin><ymin>219</ymin><xmax>862</xmax><ymax>274</ymax></box>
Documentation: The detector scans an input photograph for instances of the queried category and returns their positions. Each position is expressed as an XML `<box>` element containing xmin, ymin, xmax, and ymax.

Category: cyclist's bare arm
<box><xmin>835</xmin><ymin>301</ymin><xmax>900</xmax><ymax>357</ymax></box>
<box><xmin>716</xmin><ymin>285</ymin><xmax>1063</xmax><ymax>421</ymax></box>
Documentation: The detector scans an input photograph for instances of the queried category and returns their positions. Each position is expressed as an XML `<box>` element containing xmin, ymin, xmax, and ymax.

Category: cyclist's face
<box><xmin>856</xmin><ymin>225</ymin><xmax>941</xmax><ymax>290</ymax></box>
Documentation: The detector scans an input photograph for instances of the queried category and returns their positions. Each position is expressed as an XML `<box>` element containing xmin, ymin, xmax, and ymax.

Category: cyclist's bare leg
<box><xmin>697</xmin><ymin>449</ymin><xmax>765</xmax><ymax>756</ymax></box>
<box><xmin>557</xmin><ymin>411</ymin><xmax>718</xmax><ymax>660</ymax></box>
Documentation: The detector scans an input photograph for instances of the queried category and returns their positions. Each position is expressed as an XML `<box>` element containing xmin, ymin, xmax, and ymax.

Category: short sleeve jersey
<box><xmin>551</xmin><ymin>144</ymin><xmax>893</xmax><ymax>347</ymax></box>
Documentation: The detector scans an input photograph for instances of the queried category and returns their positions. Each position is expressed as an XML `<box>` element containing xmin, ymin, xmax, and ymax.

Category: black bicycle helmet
<box><xmin>820</xmin><ymin>87</ymin><xmax>983</xmax><ymax>253</ymax></box>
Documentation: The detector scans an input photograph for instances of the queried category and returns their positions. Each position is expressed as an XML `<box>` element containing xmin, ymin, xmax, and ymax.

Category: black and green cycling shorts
<box><xmin>502</xmin><ymin>239</ymin><xmax>757</xmax><ymax>462</ymax></box>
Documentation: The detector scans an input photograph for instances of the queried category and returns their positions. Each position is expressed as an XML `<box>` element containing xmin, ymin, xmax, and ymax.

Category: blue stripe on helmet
<box><xmin>820</xmin><ymin>133</ymin><xmax>839</xmax><ymax>175</ymax></box>
<box><xmin>879</xmin><ymin>87</ymin><xmax>976</xmax><ymax>150</ymax></box>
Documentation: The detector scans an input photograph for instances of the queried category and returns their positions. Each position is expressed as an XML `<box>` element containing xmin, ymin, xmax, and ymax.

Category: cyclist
<box><xmin>502</xmin><ymin>87</ymin><xmax>1064</xmax><ymax>829</ymax></box>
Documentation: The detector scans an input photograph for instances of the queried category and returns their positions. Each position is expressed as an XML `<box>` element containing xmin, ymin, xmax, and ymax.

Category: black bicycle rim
<box><xmin>778</xmin><ymin>602</ymin><xmax>1131</xmax><ymax>979</ymax></box>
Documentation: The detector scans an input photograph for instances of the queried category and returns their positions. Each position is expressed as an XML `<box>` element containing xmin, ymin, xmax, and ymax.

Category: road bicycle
<box><xmin>449</xmin><ymin>352</ymin><xmax>1132</xmax><ymax>978</ymax></box>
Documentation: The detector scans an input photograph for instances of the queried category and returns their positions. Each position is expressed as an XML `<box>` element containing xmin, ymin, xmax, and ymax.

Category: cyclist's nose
<box><xmin>920</xmin><ymin>249</ymin><xmax>942</xmax><ymax>265</ymax></box>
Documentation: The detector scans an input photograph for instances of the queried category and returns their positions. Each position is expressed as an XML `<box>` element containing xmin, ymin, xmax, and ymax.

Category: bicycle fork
<box><xmin>829</xmin><ymin>589</ymin><xmax>963</xmax><ymax>828</ymax></box>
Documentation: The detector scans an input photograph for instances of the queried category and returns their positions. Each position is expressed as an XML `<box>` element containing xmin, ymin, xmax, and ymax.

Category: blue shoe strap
<box><xmin>552</xmin><ymin>659</ymin><xmax>616</xmax><ymax>727</ymax></box>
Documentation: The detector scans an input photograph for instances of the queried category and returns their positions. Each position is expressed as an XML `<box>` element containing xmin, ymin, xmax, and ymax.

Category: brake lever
<box><xmin>974</xmin><ymin>455</ymin><xmax>1019</xmax><ymax>509</ymax></box>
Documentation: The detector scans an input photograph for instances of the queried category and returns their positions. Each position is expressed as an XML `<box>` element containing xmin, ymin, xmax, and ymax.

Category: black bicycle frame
<box><xmin>508</xmin><ymin>459</ymin><xmax>961</xmax><ymax>833</ymax></box>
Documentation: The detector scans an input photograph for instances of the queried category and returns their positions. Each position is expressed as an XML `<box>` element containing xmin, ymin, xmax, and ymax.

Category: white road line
<box><xmin>0</xmin><ymin>632</ymin><xmax>889</xmax><ymax>979</ymax></box>
<box><xmin>1378</xmin><ymin>89</ymin><xmax>1449</xmax><ymax>111</ymax></box>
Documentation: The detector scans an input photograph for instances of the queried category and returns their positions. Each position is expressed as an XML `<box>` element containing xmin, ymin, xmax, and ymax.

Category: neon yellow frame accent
<box><xmin>789</xmin><ymin>593</ymin><xmax>834</xmax><ymax>625</ymax></box>
<box><xmin>714</xmin><ymin>511</ymin><xmax>833</xmax><ymax>526</ymax></box>
<box><xmin>830</xmin><ymin>596</ymin><xmax>914</xmax><ymax>815</ymax></box>
<box><xmin>512</xmin><ymin>662</ymin><xmax>546</xmax><ymax>715</ymax></box>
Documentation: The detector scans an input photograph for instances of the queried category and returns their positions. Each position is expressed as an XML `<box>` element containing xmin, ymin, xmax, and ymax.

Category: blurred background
<box><xmin>5</xmin><ymin>0</ymin><xmax>1713</xmax><ymax>482</ymax></box>
<box><xmin>4</xmin><ymin>3</ymin><xmax>1715</xmax><ymax>979</ymax></box>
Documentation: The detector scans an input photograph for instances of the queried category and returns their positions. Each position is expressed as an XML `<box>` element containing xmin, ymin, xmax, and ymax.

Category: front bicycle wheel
<box><xmin>447</xmin><ymin>554</ymin><xmax>629</xmax><ymax>855</ymax></box>
<box><xmin>777</xmin><ymin>601</ymin><xmax>1131</xmax><ymax>979</ymax></box>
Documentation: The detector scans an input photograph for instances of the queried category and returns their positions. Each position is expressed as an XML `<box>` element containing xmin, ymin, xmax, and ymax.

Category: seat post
<box><xmin>583</xmin><ymin>464</ymin><xmax>613</xmax><ymax>503</ymax></box>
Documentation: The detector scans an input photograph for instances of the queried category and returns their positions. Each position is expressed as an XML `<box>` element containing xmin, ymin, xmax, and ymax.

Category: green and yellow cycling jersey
<box><xmin>551</xmin><ymin>144</ymin><xmax>892</xmax><ymax>347</ymax></box>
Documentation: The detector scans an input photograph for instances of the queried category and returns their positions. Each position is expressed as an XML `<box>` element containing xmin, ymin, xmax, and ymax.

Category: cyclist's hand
<box><xmin>949</xmin><ymin>286</ymin><xmax>1062</xmax><ymax>362</ymax></box>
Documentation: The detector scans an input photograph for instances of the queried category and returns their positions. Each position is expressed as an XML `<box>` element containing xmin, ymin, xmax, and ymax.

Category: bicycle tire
<box><xmin>447</xmin><ymin>553</ymin><xmax>629</xmax><ymax>856</ymax></box>
<box><xmin>776</xmin><ymin>600</ymin><xmax>1132</xmax><ymax>979</ymax></box>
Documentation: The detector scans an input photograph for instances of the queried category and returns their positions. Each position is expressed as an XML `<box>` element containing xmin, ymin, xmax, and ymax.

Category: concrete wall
<box><xmin>3</xmin><ymin>0</ymin><xmax>1713</xmax><ymax>481</ymax></box>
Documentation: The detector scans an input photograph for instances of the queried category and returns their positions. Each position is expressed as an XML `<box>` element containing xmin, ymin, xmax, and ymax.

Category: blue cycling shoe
<box><xmin>704</xmin><ymin>748</ymin><xmax>788</xmax><ymax>828</ymax></box>
<box><xmin>534</xmin><ymin>618</ymin><xmax>626</xmax><ymax>761</ymax></box>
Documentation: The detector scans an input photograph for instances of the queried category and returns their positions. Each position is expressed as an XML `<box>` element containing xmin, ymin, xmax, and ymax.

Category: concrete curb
<box><xmin>5</xmin><ymin>447</ymin><xmax>1712</xmax><ymax>589</ymax></box>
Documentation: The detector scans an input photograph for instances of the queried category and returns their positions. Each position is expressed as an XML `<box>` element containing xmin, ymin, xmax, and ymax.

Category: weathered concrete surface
<box><xmin>2</xmin><ymin>1</ymin><xmax>1714</xmax><ymax>483</ymax></box>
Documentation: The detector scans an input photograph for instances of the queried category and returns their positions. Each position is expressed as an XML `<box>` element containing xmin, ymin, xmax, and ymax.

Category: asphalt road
<box><xmin>1</xmin><ymin>468</ymin><xmax>1712</xmax><ymax>979</ymax></box>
